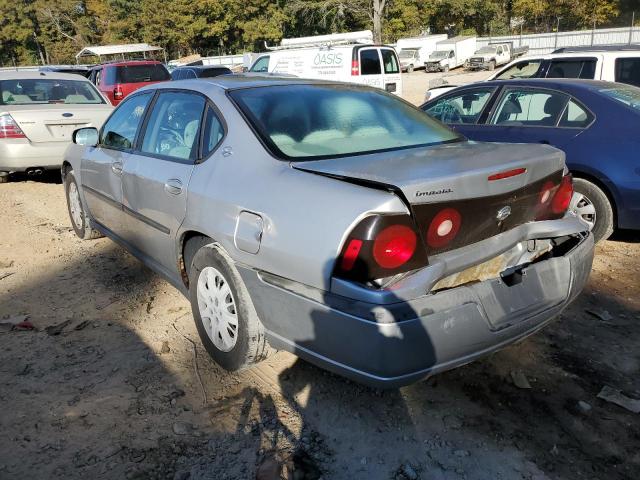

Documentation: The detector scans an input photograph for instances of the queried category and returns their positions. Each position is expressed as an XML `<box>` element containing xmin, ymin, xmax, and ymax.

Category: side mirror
<box><xmin>73</xmin><ymin>127</ymin><xmax>98</xmax><ymax>146</ymax></box>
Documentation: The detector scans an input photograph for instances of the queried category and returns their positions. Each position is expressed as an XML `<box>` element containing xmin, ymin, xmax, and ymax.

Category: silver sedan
<box><xmin>62</xmin><ymin>76</ymin><xmax>593</xmax><ymax>387</ymax></box>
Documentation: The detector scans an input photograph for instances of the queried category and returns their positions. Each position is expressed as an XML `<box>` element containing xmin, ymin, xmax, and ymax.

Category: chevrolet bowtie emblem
<box><xmin>496</xmin><ymin>206</ymin><xmax>512</xmax><ymax>222</ymax></box>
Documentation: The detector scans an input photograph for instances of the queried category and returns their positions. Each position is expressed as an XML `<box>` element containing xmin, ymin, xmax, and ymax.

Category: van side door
<box><xmin>380</xmin><ymin>48</ymin><xmax>402</xmax><ymax>96</ymax></box>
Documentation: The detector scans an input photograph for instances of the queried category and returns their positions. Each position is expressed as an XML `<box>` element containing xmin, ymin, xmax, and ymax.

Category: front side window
<box><xmin>424</xmin><ymin>88</ymin><xmax>495</xmax><ymax>124</ymax></box>
<box><xmin>381</xmin><ymin>49</ymin><xmax>399</xmax><ymax>74</ymax></box>
<box><xmin>490</xmin><ymin>88</ymin><xmax>569</xmax><ymax>127</ymax></box>
<box><xmin>140</xmin><ymin>91</ymin><xmax>206</xmax><ymax>161</ymax></box>
<box><xmin>101</xmin><ymin>92</ymin><xmax>152</xmax><ymax>149</ymax></box>
<box><xmin>250</xmin><ymin>56</ymin><xmax>270</xmax><ymax>73</ymax></box>
<box><xmin>229</xmin><ymin>84</ymin><xmax>460</xmax><ymax>160</ymax></box>
<box><xmin>0</xmin><ymin>79</ymin><xmax>105</xmax><ymax>105</ymax></box>
<box><xmin>495</xmin><ymin>60</ymin><xmax>543</xmax><ymax>80</ymax></box>
<box><xmin>615</xmin><ymin>58</ymin><xmax>640</xmax><ymax>87</ymax></box>
<box><xmin>360</xmin><ymin>49</ymin><xmax>381</xmax><ymax>75</ymax></box>
<box><xmin>546</xmin><ymin>59</ymin><xmax>597</xmax><ymax>79</ymax></box>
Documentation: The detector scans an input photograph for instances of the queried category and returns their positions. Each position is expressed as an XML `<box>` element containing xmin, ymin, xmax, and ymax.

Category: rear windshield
<box><xmin>113</xmin><ymin>64</ymin><xmax>170</xmax><ymax>84</ymax></box>
<box><xmin>0</xmin><ymin>78</ymin><xmax>105</xmax><ymax>105</ymax></box>
<box><xmin>599</xmin><ymin>84</ymin><xmax>640</xmax><ymax>113</ymax></box>
<box><xmin>229</xmin><ymin>84</ymin><xmax>461</xmax><ymax>160</ymax></box>
<box><xmin>200</xmin><ymin>67</ymin><xmax>232</xmax><ymax>78</ymax></box>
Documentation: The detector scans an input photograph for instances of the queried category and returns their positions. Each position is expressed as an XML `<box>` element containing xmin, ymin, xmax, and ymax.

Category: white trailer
<box><xmin>396</xmin><ymin>34</ymin><xmax>448</xmax><ymax>72</ymax></box>
<box><xmin>424</xmin><ymin>36</ymin><xmax>477</xmax><ymax>72</ymax></box>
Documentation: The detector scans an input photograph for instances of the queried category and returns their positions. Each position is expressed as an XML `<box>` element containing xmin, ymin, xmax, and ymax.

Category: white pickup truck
<box><xmin>467</xmin><ymin>44</ymin><xmax>512</xmax><ymax>71</ymax></box>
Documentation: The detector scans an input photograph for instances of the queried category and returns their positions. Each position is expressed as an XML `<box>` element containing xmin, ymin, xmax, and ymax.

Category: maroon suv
<box><xmin>88</xmin><ymin>60</ymin><xmax>170</xmax><ymax>105</ymax></box>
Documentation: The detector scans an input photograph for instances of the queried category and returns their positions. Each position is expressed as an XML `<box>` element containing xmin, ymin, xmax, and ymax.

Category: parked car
<box><xmin>171</xmin><ymin>65</ymin><xmax>232</xmax><ymax>80</ymax></box>
<box><xmin>88</xmin><ymin>60</ymin><xmax>170</xmax><ymax>106</ymax></box>
<box><xmin>425</xmin><ymin>48</ymin><xmax>640</xmax><ymax>100</ymax></box>
<box><xmin>421</xmin><ymin>78</ymin><xmax>640</xmax><ymax>242</ymax></box>
<box><xmin>39</xmin><ymin>65</ymin><xmax>92</xmax><ymax>77</ymax></box>
<box><xmin>249</xmin><ymin>32</ymin><xmax>402</xmax><ymax>95</ymax></box>
<box><xmin>0</xmin><ymin>71</ymin><xmax>112</xmax><ymax>182</ymax></box>
<box><xmin>424</xmin><ymin>36</ymin><xmax>477</xmax><ymax>72</ymax></box>
<box><xmin>62</xmin><ymin>76</ymin><xmax>592</xmax><ymax>388</ymax></box>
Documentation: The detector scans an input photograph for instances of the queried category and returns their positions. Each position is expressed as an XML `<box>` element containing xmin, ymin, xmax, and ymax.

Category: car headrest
<box><xmin>501</xmin><ymin>97</ymin><xmax>522</xmax><ymax>115</ymax></box>
<box><xmin>544</xmin><ymin>95</ymin><xmax>565</xmax><ymax>116</ymax></box>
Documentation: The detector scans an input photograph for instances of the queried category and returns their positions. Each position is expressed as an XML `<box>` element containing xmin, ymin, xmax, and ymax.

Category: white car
<box><xmin>0</xmin><ymin>71</ymin><xmax>112</xmax><ymax>182</ymax></box>
<box><xmin>425</xmin><ymin>48</ymin><xmax>640</xmax><ymax>101</ymax></box>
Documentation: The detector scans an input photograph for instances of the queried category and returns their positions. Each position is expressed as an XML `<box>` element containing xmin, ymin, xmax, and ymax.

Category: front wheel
<box><xmin>488</xmin><ymin>60</ymin><xmax>496</xmax><ymax>71</ymax></box>
<box><xmin>407</xmin><ymin>64</ymin><xmax>414</xmax><ymax>73</ymax></box>
<box><xmin>570</xmin><ymin>178</ymin><xmax>614</xmax><ymax>243</ymax></box>
<box><xmin>189</xmin><ymin>243</ymin><xmax>269</xmax><ymax>371</ymax></box>
<box><xmin>64</xmin><ymin>170</ymin><xmax>103</xmax><ymax>240</ymax></box>
<box><xmin>442</xmin><ymin>65</ymin><xmax>450</xmax><ymax>73</ymax></box>
<box><xmin>0</xmin><ymin>172</ymin><xmax>8</xmax><ymax>184</ymax></box>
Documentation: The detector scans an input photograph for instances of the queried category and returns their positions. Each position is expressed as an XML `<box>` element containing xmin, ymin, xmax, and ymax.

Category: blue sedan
<box><xmin>421</xmin><ymin>79</ymin><xmax>640</xmax><ymax>241</ymax></box>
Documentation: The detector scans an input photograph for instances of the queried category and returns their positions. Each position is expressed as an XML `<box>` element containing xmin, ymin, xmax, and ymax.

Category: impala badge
<box><xmin>496</xmin><ymin>206</ymin><xmax>512</xmax><ymax>222</ymax></box>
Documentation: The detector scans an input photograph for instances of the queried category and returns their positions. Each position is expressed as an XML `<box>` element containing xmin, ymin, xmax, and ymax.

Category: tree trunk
<box><xmin>372</xmin><ymin>0</ymin><xmax>386</xmax><ymax>43</ymax></box>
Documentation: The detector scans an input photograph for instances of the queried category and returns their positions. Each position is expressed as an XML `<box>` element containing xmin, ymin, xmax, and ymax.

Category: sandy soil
<box><xmin>1</xmin><ymin>69</ymin><xmax>639</xmax><ymax>480</ymax></box>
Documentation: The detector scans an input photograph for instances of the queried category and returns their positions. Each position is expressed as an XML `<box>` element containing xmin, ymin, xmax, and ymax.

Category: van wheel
<box><xmin>189</xmin><ymin>243</ymin><xmax>270</xmax><ymax>371</ymax></box>
<box><xmin>570</xmin><ymin>178</ymin><xmax>614</xmax><ymax>243</ymax></box>
<box><xmin>64</xmin><ymin>170</ymin><xmax>103</xmax><ymax>240</ymax></box>
<box><xmin>488</xmin><ymin>60</ymin><xmax>496</xmax><ymax>71</ymax></box>
<box><xmin>407</xmin><ymin>64</ymin><xmax>414</xmax><ymax>73</ymax></box>
<box><xmin>442</xmin><ymin>66</ymin><xmax>449</xmax><ymax>73</ymax></box>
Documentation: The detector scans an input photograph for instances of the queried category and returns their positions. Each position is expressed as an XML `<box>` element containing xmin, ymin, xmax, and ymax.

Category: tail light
<box><xmin>426</xmin><ymin>208</ymin><xmax>462</xmax><ymax>249</ymax></box>
<box><xmin>335</xmin><ymin>215</ymin><xmax>427</xmax><ymax>283</ymax></box>
<box><xmin>351</xmin><ymin>60</ymin><xmax>360</xmax><ymax>76</ymax></box>
<box><xmin>0</xmin><ymin>114</ymin><xmax>26</xmax><ymax>139</ymax></box>
<box><xmin>113</xmin><ymin>85</ymin><xmax>124</xmax><ymax>101</ymax></box>
<box><xmin>551</xmin><ymin>174</ymin><xmax>573</xmax><ymax>215</ymax></box>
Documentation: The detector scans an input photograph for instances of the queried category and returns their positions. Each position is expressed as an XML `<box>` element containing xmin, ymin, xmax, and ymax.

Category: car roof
<box><xmin>150</xmin><ymin>73</ymin><xmax>344</xmax><ymax>91</ymax></box>
<box><xmin>0</xmin><ymin>71</ymin><xmax>93</xmax><ymax>81</ymax></box>
<box><xmin>511</xmin><ymin>50</ymin><xmax>640</xmax><ymax>62</ymax></box>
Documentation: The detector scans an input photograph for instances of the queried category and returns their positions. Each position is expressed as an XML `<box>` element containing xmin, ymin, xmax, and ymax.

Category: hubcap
<box><xmin>569</xmin><ymin>192</ymin><xmax>596</xmax><ymax>231</ymax></box>
<box><xmin>68</xmin><ymin>181</ymin><xmax>83</xmax><ymax>230</ymax></box>
<box><xmin>196</xmin><ymin>266</ymin><xmax>238</xmax><ymax>352</ymax></box>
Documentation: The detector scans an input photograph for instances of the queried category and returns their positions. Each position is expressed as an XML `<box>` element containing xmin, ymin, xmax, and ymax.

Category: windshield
<box><xmin>0</xmin><ymin>78</ymin><xmax>105</xmax><ymax>105</ymax></box>
<box><xmin>230</xmin><ymin>84</ymin><xmax>460</xmax><ymax>160</ymax></box>
<box><xmin>399</xmin><ymin>50</ymin><xmax>417</xmax><ymax>59</ymax></box>
<box><xmin>476</xmin><ymin>47</ymin><xmax>496</xmax><ymax>54</ymax></box>
<box><xmin>430</xmin><ymin>51</ymin><xmax>448</xmax><ymax>59</ymax></box>
<box><xmin>599</xmin><ymin>84</ymin><xmax>640</xmax><ymax>112</ymax></box>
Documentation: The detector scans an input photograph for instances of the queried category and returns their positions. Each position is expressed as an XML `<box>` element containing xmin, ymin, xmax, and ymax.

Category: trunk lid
<box><xmin>293</xmin><ymin>141</ymin><xmax>566</xmax><ymax>255</ymax></box>
<box><xmin>5</xmin><ymin>104</ymin><xmax>113</xmax><ymax>143</ymax></box>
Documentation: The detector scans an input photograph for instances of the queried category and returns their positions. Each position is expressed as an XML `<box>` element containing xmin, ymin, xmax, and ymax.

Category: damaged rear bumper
<box><xmin>239</xmin><ymin>218</ymin><xmax>594</xmax><ymax>388</ymax></box>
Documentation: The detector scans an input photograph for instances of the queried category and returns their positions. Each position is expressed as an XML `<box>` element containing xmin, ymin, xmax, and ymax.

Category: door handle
<box><xmin>164</xmin><ymin>179</ymin><xmax>183</xmax><ymax>195</ymax></box>
<box><xmin>111</xmin><ymin>161</ymin><xmax>123</xmax><ymax>175</ymax></box>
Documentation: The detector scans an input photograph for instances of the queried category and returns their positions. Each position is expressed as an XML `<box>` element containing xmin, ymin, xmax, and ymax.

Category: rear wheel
<box><xmin>570</xmin><ymin>178</ymin><xmax>614</xmax><ymax>243</ymax></box>
<box><xmin>64</xmin><ymin>170</ymin><xmax>103</xmax><ymax>240</ymax></box>
<box><xmin>188</xmin><ymin>243</ymin><xmax>269</xmax><ymax>371</ymax></box>
<box><xmin>0</xmin><ymin>172</ymin><xmax>8</xmax><ymax>184</ymax></box>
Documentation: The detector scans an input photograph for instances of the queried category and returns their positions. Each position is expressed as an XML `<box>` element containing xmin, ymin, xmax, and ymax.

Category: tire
<box><xmin>407</xmin><ymin>64</ymin><xmax>414</xmax><ymax>73</ymax></box>
<box><xmin>188</xmin><ymin>242</ymin><xmax>269</xmax><ymax>371</ymax></box>
<box><xmin>570</xmin><ymin>178</ymin><xmax>614</xmax><ymax>243</ymax></box>
<box><xmin>443</xmin><ymin>65</ymin><xmax>450</xmax><ymax>73</ymax></box>
<box><xmin>0</xmin><ymin>173</ymin><xmax>8</xmax><ymax>184</ymax></box>
<box><xmin>488</xmin><ymin>60</ymin><xmax>496</xmax><ymax>71</ymax></box>
<box><xmin>64</xmin><ymin>170</ymin><xmax>103</xmax><ymax>240</ymax></box>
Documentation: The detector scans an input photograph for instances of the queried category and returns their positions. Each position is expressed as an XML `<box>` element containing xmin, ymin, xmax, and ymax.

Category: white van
<box><xmin>249</xmin><ymin>32</ymin><xmax>403</xmax><ymax>96</ymax></box>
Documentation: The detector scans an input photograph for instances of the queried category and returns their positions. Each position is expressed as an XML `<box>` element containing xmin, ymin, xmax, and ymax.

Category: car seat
<box><xmin>541</xmin><ymin>95</ymin><xmax>566</xmax><ymax>125</ymax></box>
<box><xmin>496</xmin><ymin>97</ymin><xmax>522</xmax><ymax>124</ymax></box>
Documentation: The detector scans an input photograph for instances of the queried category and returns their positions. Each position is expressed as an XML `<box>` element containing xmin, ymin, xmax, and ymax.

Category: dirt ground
<box><xmin>1</xmin><ymin>69</ymin><xmax>640</xmax><ymax>480</ymax></box>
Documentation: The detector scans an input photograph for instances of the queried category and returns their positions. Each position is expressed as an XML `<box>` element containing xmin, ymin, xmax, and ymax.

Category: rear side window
<box><xmin>381</xmin><ymin>50</ymin><xmax>399</xmax><ymax>74</ymax></box>
<box><xmin>615</xmin><ymin>58</ymin><xmax>640</xmax><ymax>87</ymax></box>
<box><xmin>229</xmin><ymin>84</ymin><xmax>460</xmax><ymax>160</ymax></box>
<box><xmin>558</xmin><ymin>99</ymin><xmax>593</xmax><ymax>128</ymax></box>
<box><xmin>101</xmin><ymin>92</ymin><xmax>152</xmax><ymax>149</ymax></box>
<box><xmin>546</xmin><ymin>59</ymin><xmax>597</xmax><ymax>79</ymax></box>
<box><xmin>115</xmin><ymin>64</ymin><xmax>170</xmax><ymax>84</ymax></box>
<box><xmin>490</xmin><ymin>88</ymin><xmax>569</xmax><ymax>127</ymax></box>
<box><xmin>360</xmin><ymin>49</ymin><xmax>381</xmax><ymax>75</ymax></box>
<box><xmin>202</xmin><ymin>106</ymin><xmax>225</xmax><ymax>157</ymax></box>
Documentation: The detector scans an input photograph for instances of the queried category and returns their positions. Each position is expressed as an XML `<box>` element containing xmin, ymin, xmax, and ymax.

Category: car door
<box><xmin>120</xmin><ymin>90</ymin><xmax>207</xmax><ymax>274</ymax></box>
<box><xmin>80</xmin><ymin>91</ymin><xmax>153</xmax><ymax>235</ymax></box>
<box><xmin>379</xmin><ymin>48</ymin><xmax>402</xmax><ymax>95</ymax></box>
<box><xmin>422</xmin><ymin>86</ymin><xmax>498</xmax><ymax>137</ymax></box>
<box><xmin>478</xmin><ymin>87</ymin><xmax>594</xmax><ymax>154</ymax></box>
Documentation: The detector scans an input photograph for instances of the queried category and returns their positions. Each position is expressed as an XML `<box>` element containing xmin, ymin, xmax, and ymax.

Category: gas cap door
<box><xmin>234</xmin><ymin>211</ymin><xmax>264</xmax><ymax>254</ymax></box>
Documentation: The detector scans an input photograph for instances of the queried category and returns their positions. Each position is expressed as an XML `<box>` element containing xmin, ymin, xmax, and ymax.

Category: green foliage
<box><xmin>0</xmin><ymin>0</ymin><xmax>631</xmax><ymax>66</ymax></box>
